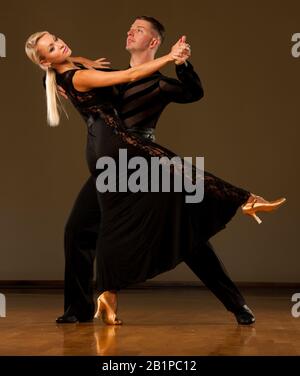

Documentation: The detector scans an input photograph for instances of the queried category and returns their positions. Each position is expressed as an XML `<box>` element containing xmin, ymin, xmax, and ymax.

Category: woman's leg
<box><xmin>92</xmin><ymin>183</ymin><xmax>123</xmax><ymax>325</ymax></box>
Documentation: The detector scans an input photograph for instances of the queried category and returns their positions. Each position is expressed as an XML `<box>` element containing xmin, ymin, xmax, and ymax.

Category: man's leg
<box><xmin>61</xmin><ymin>175</ymin><xmax>101</xmax><ymax>321</ymax></box>
<box><xmin>184</xmin><ymin>241</ymin><xmax>246</xmax><ymax>312</ymax></box>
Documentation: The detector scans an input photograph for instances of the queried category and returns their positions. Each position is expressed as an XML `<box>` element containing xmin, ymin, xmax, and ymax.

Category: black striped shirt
<box><xmin>117</xmin><ymin>61</ymin><xmax>204</xmax><ymax>130</ymax></box>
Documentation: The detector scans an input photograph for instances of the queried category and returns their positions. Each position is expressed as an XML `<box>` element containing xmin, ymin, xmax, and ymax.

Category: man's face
<box><xmin>126</xmin><ymin>19</ymin><xmax>160</xmax><ymax>53</ymax></box>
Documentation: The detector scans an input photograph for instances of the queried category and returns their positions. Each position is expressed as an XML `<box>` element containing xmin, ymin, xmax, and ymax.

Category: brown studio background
<box><xmin>0</xmin><ymin>0</ymin><xmax>298</xmax><ymax>283</ymax></box>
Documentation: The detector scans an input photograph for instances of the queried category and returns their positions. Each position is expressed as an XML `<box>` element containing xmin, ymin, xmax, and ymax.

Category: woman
<box><xmin>25</xmin><ymin>31</ymin><xmax>286</xmax><ymax>325</ymax></box>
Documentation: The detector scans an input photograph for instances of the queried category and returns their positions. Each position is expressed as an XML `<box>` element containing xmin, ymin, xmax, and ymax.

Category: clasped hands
<box><xmin>170</xmin><ymin>35</ymin><xmax>191</xmax><ymax>65</ymax></box>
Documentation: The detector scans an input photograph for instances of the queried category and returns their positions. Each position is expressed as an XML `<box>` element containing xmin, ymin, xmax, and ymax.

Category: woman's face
<box><xmin>37</xmin><ymin>32</ymin><xmax>72</xmax><ymax>67</ymax></box>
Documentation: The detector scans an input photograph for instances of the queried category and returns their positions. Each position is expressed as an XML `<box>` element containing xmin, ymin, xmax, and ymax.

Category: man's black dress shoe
<box><xmin>56</xmin><ymin>314</ymin><xmax>78</xmax><ymax>324</ymax></box>
<box><xmin>55</xmin><ymin>315</ymin><xmax>93</xmax><ymax>324</ymax></box>
<box><xmin>233</xmin><ymin>305</ymin><xmax>255</xmax><ymax>325</ymax></box>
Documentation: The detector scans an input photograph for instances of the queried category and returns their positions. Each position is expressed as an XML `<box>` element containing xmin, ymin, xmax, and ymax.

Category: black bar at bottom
<box><xmin>0</xmin><ymin>356</ymin><xmax>299</xmax><ymax>375</ymax></box>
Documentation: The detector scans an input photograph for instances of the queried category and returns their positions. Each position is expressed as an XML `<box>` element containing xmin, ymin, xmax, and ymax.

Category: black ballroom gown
<box><xmin>56</xmin><ymin>66</ymin><xmax>251</xmax><ymax>294</ymax></box>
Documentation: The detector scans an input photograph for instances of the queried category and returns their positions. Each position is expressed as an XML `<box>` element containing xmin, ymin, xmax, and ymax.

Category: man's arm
<box><xmin>158</xmin><ymin>60</ymin><xmax>204</xmax><ymax>103</ymax></box>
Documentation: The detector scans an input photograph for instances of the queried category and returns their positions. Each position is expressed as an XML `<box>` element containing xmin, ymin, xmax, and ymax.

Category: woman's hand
<box><xmin>57</xmin><ymin>85</ymin><xmax>68</xmax><ymax>99</ymax></box>
<box><xmin>70</xmin><ymin>56</ymin><xmax>111</xmax><ymax>69</ymax></box>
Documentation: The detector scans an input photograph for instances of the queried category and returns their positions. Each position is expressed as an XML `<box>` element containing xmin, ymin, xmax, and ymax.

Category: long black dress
<box><xmin>56</xmin><ymin>66</ymin><xmax>251</xmax><ymax>294</ymax></box>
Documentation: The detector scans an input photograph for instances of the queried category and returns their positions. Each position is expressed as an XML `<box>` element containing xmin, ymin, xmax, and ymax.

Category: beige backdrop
<box><xmin>0</xmin><ymin>0</ymin><xmax>298</xmax><ymax>283</ymax></box>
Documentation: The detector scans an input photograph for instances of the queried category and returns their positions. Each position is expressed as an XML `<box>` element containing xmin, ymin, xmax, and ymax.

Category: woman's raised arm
<box><xmin>73</xmin><ymin>38</ymin><xmax>188</xmax><ymax>91</ymax></box>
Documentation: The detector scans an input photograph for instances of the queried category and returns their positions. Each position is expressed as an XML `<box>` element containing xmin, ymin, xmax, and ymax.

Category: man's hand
<box><xmin>70</xmin><ymin>56</ymin><xmax>111</xmax><ymax>69</ymax></box>
<box><xmin>174</xmin><ymin>36</ymin><xmax>191</xmax><ymax>65</ymax></box>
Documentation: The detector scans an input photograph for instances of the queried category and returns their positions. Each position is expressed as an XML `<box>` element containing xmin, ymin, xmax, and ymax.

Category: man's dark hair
<box><xmin>135</xmin><ymin>16</ymin><xmax>165</xmax><ymax>44</ymax></box>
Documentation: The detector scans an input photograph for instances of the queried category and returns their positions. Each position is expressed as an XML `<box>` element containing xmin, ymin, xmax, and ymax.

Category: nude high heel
<box><xmin>94</xmin><ymin>292</ymin><xmax>123</xmax><ymax>325</ymax></box>
<box><xmin>241</xmin><ymin>194</ymin><xmax>286</xmax><ymax>224</ymax></box>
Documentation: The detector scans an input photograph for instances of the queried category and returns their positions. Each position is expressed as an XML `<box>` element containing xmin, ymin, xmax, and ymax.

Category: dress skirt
<box><xmin>84</xmin><ymin>112</ymin><xmax>251</xmax><ymax>293</ymax></box>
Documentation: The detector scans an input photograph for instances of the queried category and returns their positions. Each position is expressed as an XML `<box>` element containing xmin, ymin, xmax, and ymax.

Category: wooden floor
<box><xmin>0</xmin><ymin>288</ymin><xmax>299</xmax><ymax>356</ymax></box>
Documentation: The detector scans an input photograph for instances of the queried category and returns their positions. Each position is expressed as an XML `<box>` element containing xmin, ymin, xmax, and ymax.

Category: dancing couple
<box><xmin>25</xmin><ymin>16</ymin><xmax>286</xmax><ymax>326</ymax></box>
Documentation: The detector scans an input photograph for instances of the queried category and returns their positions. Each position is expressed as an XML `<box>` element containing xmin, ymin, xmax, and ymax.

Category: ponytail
<box><xmin>45</xmin><ymin>68</ymin><xmax>63</xmax><ymax>126</ymax></box>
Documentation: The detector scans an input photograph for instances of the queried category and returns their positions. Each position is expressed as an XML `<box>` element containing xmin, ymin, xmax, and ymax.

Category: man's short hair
<box><xmin>134</xmin><ymin>16</ymin><xmax>166</xmax><ymax>44</ymax></box>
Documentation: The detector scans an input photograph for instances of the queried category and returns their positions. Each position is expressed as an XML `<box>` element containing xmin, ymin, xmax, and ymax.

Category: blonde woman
<box><xmin>25</xmin><ymin>31</ymin><xmax>286</xmax><ymax>325</ymax></box>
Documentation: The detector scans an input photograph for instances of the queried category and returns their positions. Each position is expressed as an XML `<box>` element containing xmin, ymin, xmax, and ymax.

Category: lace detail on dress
<box><xmin>90</xmin><ymin>105</ymin><xmax>250</xmax><ymax>205</ymax></box>
<box><xmin>56</xmin><ymin>67</ymin><xmax>251</xmax><ymax>206</ymax></box>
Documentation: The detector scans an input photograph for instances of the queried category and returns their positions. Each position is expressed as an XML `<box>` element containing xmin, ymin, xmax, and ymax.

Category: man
<box><xmin>53</xmin><ymin>16</ymin><xmax>255</xmax><ymax>325</ymax></box>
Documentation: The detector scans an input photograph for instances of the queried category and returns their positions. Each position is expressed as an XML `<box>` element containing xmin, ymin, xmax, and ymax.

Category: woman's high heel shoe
<box><xmin>241</xmin><ymin>194</ymin><xmax>286</xmax><ymax>224</ymax></box>
<box><xmin>94</xmin><ymin>293</ymin><xmax>123</xmax><ymax>325</ymax></box>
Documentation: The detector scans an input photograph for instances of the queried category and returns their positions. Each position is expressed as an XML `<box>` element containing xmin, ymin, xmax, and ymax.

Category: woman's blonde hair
<box><xmin>25</xmin><ymin>31</ymin><xmax>67</xmax><ymax>126</ymax></box>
